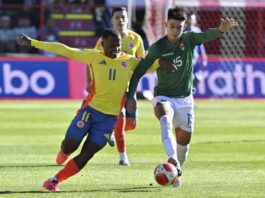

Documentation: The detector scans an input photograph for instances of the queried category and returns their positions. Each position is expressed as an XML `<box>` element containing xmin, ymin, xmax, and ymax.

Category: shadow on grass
<box><xmin>0</xmin><ymin>164</ymin><xmax>62</xmax><ymax>168</ymax></box>
<box><xmin>196</xmin><ymin>139</ymin><xmax>265</xmax><ymax>144</ymax></box>
<box><xmin>0</xmin><ymin>186</ymin><xmax>162</xmax><ymax>194</ymax></box>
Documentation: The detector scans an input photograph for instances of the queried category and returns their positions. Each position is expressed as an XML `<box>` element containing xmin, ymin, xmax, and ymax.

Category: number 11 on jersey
<box><xmin>109</xmin><ymin>68</ymin><xmax>116</xmax><ymax>80</ymax></box>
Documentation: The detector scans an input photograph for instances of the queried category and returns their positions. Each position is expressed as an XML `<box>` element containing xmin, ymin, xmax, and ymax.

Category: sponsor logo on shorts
<box><xmin>77</xmin><ymin>120</ymin><xmax>84</xmax><ymax>128</ymax></box>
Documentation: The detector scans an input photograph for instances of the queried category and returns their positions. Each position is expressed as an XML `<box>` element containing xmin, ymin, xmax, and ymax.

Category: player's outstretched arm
<box><xmin>126</xmin><ymin>98</ymin><xmax>137</xmax><ymax>114</ymax></box>
<box><xmin>193</xmin><ymin>18</ymin><xmax>238</xmax><ymax>46</ymax></box>
<box><xmin>18</xmin><ymin>34</ymin><xmax>32</xmax><ymax>46</ymax></box>
<box><xmin>18</xmin><ymin>34</ymin><xmax>88</xmax><ymax>63</ymax></box>
<box><xmin>218</xmin><ymin>18</ymin><xmax>239</xmax><ymax>33</ymax></box>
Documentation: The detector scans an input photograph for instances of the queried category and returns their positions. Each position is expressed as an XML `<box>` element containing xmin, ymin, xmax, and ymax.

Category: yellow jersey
<box><xmin>95</xmin><ymin>30</ymin><xmax>145</xmax><ymax>58</ymax></box>
<box><xmin>31</xmin><ymin>40</ymin><xmax>158</xmax><ymax>116</ymax></box>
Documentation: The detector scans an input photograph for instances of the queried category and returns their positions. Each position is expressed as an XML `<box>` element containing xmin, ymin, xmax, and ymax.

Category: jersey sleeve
<box><xmin>146</xmin><ymin>59</ymin><xmax>159</xmax><ymax>73</ymax></box>
<box><xmin>191</xmin><ymin>28</ymin><xmax>223</xmax><ymax>47</ymax></box>
<box><xmin>129</xmin><ymin>57</ymin><xmax>140</xmax><ymax>72</ymax></box>
<box><xmin>135</xmin><ymin>35</ymin><xmax>145</xmax><ymax>58</ymax></box>
<box><xmin>94</xmin><ymin>37</ymin><xmax>103</xmax><ymax>50</ymax></box>
<box><xmin>31</xmin><ymin>40</ymin><xmax>90</xmax><ymax>63</ymax></box>
<box><xmin>127</xmin><ymin>44</ymin><xmax>159</xmax><ymax>99</ymax></box>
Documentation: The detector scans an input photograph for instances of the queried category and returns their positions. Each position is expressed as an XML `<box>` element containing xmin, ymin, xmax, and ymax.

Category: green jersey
<box><xmin>128</xmin><ymin>28</ymin><xmax>222</xmax><ymax>99</ymax></box>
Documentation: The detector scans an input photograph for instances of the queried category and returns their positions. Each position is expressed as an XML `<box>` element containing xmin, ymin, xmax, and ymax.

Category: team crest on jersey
<box><xmin>120</xmin><ymin>61</ymin><xmax>128</xmax><ymax>68</ymax></box>
<box><xmin>129</xmin><ymin>42</ymin><xmax>135</xmax><ymax>49</ymax></box>
<box><xmin>180</xmin><ymin>41</ymin><xmax>185</xmax><ymax>51</ymax></box>
<box><xmin>77</xmin><ymin>120</ymin><xmax>84</xmax><ymax>128</ymax></box>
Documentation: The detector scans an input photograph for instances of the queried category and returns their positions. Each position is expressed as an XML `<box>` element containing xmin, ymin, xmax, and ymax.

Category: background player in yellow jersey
<box><xmin>18</xmin><ymin>29</ymin><xmax>162</xmax><ymax>192</ymax></box>
<box><xmin>88</xmin><ymin>7</ymin><xmax>145</xmax><ymax>166</ymax></box>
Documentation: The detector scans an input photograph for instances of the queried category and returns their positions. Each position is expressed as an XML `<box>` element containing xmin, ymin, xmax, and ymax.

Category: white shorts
<box><xmin>152</xmin><ymin>95</ymin><xmax>194</xmax><ymax>133</ymax></box>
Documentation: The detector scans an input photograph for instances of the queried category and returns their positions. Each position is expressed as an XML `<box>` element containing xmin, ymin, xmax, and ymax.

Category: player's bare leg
<box><xmin>56</xmin><ymin>137</ymin><xmax>81</xmax><ymax>165</ymax></box>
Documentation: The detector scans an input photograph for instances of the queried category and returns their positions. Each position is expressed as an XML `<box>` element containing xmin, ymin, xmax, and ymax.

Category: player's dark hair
<box><xmin>102</xmin><ymin>28</ymin><xmax>120</xmax><ymax>39</ymax></box>
<box><xmin>111</xmin><ymin>7</ymin><xmax>127</xmax><ymax>17</ymax></box>
<box><xmin>167</xmin><ymin>7</ymin><xmax>187</xmax><ymax>21</ymax></box>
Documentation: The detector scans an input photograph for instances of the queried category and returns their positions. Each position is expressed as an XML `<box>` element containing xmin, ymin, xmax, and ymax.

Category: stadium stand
<box><xmin>0</xmin><ymin>1</ymin><xmax>264</xmax><ymax>57</ymax></box>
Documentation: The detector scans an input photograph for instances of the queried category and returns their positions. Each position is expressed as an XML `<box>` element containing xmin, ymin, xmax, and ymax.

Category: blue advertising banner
<box><xmin>137</xmin><ymin>60</ymin><xmax>265</xmax><ymax>99</ymax></box>
<box><xmin>194</xmin><ymin>60</ymin><xmax>265</xmax><ymax>98</ymax></box>
<box><xmin>0</xmin><ymin>60</ymin><xmax>69</xmax><ymax>98</ymax></box>
<box><xmin>1</xmin><ymin>58</ymin><xmax>264</xmax><ymax>99</ymax></box>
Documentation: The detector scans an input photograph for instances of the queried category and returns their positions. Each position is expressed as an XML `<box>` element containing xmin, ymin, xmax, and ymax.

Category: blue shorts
<box><xmin>66</xmin><ymin>106</ymin><xmax>117</xmax><ymax>148</ymax></box>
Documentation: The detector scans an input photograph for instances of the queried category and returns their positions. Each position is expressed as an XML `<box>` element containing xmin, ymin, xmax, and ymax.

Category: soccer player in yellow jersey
<box><xmin>18</xmin><ymin>29</ymin><xmax>160</xmax><ymax>192</ymax></box>
<box><xmin>94</xmin><ymin>7</ymin><xmax>145</xmax><ymax>57</ymax></box>
<box><xmin>88</xmin><ymin>7</ymin><xmax>145</xmax><ymax>166</ymax></box>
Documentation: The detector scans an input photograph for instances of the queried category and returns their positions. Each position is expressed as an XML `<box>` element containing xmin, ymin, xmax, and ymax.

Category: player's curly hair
<box><xmin>168</xmin><ymin>7</ymin><xmax>187</xmax><ymax>21</ymax></box>
<box><xmin>102</xmin><ymin>28</ymin><xmax>120</xmax><ymax>39</ymax></box>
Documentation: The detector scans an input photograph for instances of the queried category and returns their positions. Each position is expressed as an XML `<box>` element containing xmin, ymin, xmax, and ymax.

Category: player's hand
<box><xmin>159</xmin><ymin>58</ymin><xmax>178</xmax><ymax>72</ymax></box>
<box><xmin>18</xmin><ymin>34</ymin><xmax>32</xmax><ymax>46</ymax></box>
<box><xmin>218</xmin><ymin>18</ymin><xmax>238</xmax><ymax>33</ymax></box>
<box><xmin>126</xmin><ymin>98</ymin><xmax>137</xmax><ymax>114</ymax></box>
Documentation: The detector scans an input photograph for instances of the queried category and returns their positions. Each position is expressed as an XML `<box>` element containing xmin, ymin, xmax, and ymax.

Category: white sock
<box><xmin>177</xmin><ymin>144</ymin><xmax>189</xmax><ymax>166</ymax></box>
<box><xmin>119</xmin><ymin>152</ymin><xmax>128</xmax><ymax>161</ymax></box>
<box><xmin>160</xmin><ymin>115</ymin><xmax>177</xmax><ymax>160</ymax></box>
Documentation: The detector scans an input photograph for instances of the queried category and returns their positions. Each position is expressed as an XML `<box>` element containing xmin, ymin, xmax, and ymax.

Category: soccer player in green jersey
<box><xmin>126</xmin><ymin>7</ymin><xmax>238</xmax><ymax>187</ymax></box>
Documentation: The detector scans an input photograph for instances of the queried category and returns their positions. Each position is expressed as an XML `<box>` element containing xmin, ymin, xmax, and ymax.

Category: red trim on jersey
<box><xmin>81</xmin><ymin>64</ymin><xmax>95</xmax><ymax>109</ymax></box>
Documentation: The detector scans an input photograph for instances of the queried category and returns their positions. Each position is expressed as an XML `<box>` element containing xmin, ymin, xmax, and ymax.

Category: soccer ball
<box><xmin>154</xmin><ymin>162</ymin><xmax>178</xmax><ymax>186</ymax></box>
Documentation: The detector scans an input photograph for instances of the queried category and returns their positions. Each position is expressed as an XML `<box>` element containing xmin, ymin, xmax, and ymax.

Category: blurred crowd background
<box><xmin>0</xmin><ymin>0</ymin><xmax>265</xmax><ymax>99</ymax></box>
<box><xmin>0</xmin><ymin>0</ymin><xmax>146</xmax><ymax>55</ymax></box>
<box><xmin>0</xmin><ymin>0</ymin><xmax>264</xmax><ymax>58</ymax></box>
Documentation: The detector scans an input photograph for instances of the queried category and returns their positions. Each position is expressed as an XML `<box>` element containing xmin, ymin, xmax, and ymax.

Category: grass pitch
<box><xmin>0</xmin><ymin>99</ymin><xmax>265</xmax><ymax>198</ymax></box>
